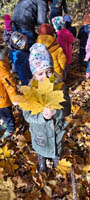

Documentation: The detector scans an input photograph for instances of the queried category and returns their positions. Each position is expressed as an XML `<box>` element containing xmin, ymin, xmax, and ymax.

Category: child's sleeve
<box><xmin>53</xmin><ymin>83</ymin><xmax>71</xmax><ymax>119</ymax></box>
<box><xmin>23</xmin><ymin>110</ymin><xmax>44</xmax><ymax>124</ymax></box>
<box><xmin>0</xmin><ymin>60</ymin><xmax>18</xmax><ymax>102</ymax></box>
<box><xmin>57</xmin><ymin>47</ymin><xmax>66</xmax><ymax>72</ymax></box>
<box><xmin>37</xmin><ymin>0</ymin><xmax>48</xmax><ymax>26</ymax></box>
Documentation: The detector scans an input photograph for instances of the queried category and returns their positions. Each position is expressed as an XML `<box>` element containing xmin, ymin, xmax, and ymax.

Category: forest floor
<box><xmin>0</xmin><ymin>3</ymin><xmax>90</xmax><ymax>200</ymax></box>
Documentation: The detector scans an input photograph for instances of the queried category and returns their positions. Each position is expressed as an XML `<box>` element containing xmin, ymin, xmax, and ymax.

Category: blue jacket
<box><xmin>9</xmin><ymin>49</ymin><xmax>32</xmax><ymax>85</ymax></box>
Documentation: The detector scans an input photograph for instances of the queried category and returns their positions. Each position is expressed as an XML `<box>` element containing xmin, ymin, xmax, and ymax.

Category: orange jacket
<box><xmin>0</xmin><ymin>58</ymin><xmax>17</xmax><ymax>108</ymax></box>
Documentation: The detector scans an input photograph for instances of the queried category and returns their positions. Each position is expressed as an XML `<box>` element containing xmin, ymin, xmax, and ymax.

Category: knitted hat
<box><xmin>52</xmin><ymin>16</ymin><xmax>65</xmax><ymax>32</ymax></box>
<box><xmin>39</xmin><ymin>23</ymin><xmax>54</xmax><ymax>36</ymax></box>
<box><xmin>29</xmin><ymin>43</ymin><xmax>53</xmax><ymax>75</ymax></box>
<box><xmin>83</xmin><ymin>13</ymin><xmax>90</xmax><ymax>25</ymax></box>
<box><xmin>64</xmin><ymin>15</ymin><xmax>71</xmax><ymax>23</ymax></box>
<box><xmin>4</xmin><ymin>14</ymin><xmax>12</xmax><ymax>31</ymax></box>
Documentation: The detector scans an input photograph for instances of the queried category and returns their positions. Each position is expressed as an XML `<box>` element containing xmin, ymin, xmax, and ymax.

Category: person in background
<box><xmin>0</xmin><ymin>45</ymin><xmax>18</xmax><ymax>140</ymax></box>
<box><xmin>3</xmin><ymin>14</ymin><xmax>12</xmax><ymax>45</ymax></box>
<box><xmin>9</xmin><ymin>32</ymin><xmax>32</xmax><ymax>86</ymax></box>
<box><xmin>64</xmin><ymin>14</ymin><xmax>76</xmax><ymax>37</ymax></box>
<box><xmin>49</xmin><ymin>0</ymin><xmax>68</xmax><ymax>24</ymax></box>
<box><xmin>84</xmin><ymin>33</ymin><xmax>90</xmax><ymax>78</ymax></box>
<box><xmin>78</xmin><ymin>11</ymin><xmax>90</xmax><ymax>67</ymax></box>
<box><xmin>37</xmin><ymin>23</ymin><xmax>66</xmax><ymax>80</ymax></box>
<box><xmin>23</xmin><ymin>43</ymin><xmax>71</xmax><ymax>172</ymax></box>
<box><xmin>12</xmin><ymin>0</ymin><xmax>49</xmax><ymax>48</ymax></box>
<box><xmin>52</xmin><ymin>16</ymin><xmax>74</xmax><ymax>81</ymax></box>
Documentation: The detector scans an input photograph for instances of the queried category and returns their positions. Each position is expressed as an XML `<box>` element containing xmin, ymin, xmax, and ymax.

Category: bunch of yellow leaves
<box><xmin>14</xmin><ymin>78</ymin><xmax>65</xmax><ymax>115</ymax></box>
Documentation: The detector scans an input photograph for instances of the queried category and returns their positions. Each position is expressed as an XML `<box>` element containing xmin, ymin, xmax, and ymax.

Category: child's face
<box><xmin>34</xmin><ymin>68</ymin><xmax>53</xmax><ymax>81</ymax></box>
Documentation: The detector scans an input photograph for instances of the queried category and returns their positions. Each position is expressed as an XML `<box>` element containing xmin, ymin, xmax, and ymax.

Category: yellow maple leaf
<box><xmin>3</xmin><ymin>145</ymin><xmax>11</xmax><ymax>158</ymax></box>
<box><xmin>15</xmin><ymin>78</ymin><xmax>65</xmax><ymax>115</ymax></box>
<box><xmin>56</xmin><ymin>158</ymin><xmax>72</xmax><ymax>178</ymax></box>
<box><xmin>0</xmin><ymin>145</ymin><xmax>11</xmax><ymax>159</ymax></box>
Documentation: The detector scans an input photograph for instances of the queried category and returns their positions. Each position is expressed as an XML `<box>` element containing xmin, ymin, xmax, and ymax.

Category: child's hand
<box><xmin>43</xmin><ymin>107</ymin><xmax>56</xmax><ymax>119</ymax></box>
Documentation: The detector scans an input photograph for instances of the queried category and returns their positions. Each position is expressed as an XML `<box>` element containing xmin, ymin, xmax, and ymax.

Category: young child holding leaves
<box><xmin>23</xmin><ymin>43</ymin><xmax>71</xmax><ymax>172</ymax></box>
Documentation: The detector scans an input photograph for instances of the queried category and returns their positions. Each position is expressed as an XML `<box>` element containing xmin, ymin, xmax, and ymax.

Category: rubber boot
<box><xmin>38</xmin><ymin>154</ymin><xmax>47</xmax><ymax>172</ymax></box>
<box><xmin>52</xmin><ymin>156</ymin><xmax>60</xmax><ymax>168</ymax></box>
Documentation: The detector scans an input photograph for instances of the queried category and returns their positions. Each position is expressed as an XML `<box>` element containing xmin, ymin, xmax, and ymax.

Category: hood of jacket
<box><xmin>37</xmin><ymin>35</ymin><xmax>60</xmax><ymax>53</ymax></box>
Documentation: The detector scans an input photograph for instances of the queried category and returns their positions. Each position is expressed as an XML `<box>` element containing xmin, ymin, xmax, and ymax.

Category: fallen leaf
<box><xmin>56</xmin><ymin>159</ymin><xmax>72</xmax><ymax>178</ymax></box>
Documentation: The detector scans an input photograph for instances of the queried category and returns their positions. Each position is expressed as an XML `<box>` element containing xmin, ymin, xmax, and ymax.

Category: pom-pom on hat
<box><xmin>29</xmin><ymin>43</ymin><xmax>53</xmax><ymax>75</ymax></box>
<box><xmin>39</xmin><ymin>23</ymin><xmax>54</xmax><ymax>36</ymax></box>
<box><xmin>52</xmin><ymin>16</ymin><xmax>65</xmax><ymax>32</ymax></box>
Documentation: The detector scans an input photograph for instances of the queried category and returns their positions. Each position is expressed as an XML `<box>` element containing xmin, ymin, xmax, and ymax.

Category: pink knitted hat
<box><xmin>4</xmin><ymin>14</ymin><xmax>12</xmax><ymax>31</ymax></box>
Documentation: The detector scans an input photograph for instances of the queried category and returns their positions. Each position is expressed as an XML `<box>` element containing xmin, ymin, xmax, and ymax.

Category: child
<box><xmin>0</xmin><ymin>45</ymin><xmax>18</xmax><ymax>139</ymax></box>
<box><xmin>64</xmin><ymin>15</ymin><xmax>76</xmax><ymax>37</ymax></box>
<box><xmin>52</xmin><ymin>16</ymin><xmax>75</xmax><ymax>80</ymax></box>
<box><xmin>9</xmin><ymin>31</ymin><xmax>32</xmax><ymax>85</ymax></box>
<box><xmin>37</xmin><ymin>23</ymin><xmax>66</xmax><ymax>80</ymax></box>
<box><xmin>84</xmin><ymin>33</ymin><xmax>90</xmax><ymax>78</ymax></box>
<box><xmin>23</xmin><ymin>43</ymin><xmax>71</xmax><ymax>172</ymax></box>
<box><xmin>3</xmin><ymin>14</ymin><xmax>12</xmax><ymax>45</ymax></box>
<box><xmin>78</xmin><ymin>12</ymin><xmax>90</xmax><ymax>66</ymax></box>
<box><xmin>49</xmin><ymin>0</ymin><xmax>68</xmax><ymax>24</ymax></box>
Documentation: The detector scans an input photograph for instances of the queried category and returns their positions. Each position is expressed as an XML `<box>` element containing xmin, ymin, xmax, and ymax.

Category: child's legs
<box><xmin>38</xmin><ymin>154</ymin><xmax>46</xmax><ymax>172</ymax></box>
<box><xmin>0</xmin><ymin>107</ymin><xmax>15</xmax><ymax>133</ymax></box>
<box><xmin>63</xmin><ymin>64</ymin><xmax>68</xmax><ymax>81</ymax></box>
<box><xmin>78</xmin><ymin>48</ymin><xmax>86</xmax><ymax>65</ymax></box>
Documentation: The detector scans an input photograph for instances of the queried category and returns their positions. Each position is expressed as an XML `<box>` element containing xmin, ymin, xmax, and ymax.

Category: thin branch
<box><xmin>71</xmin><ymin>165</ymin><xmax>77</xmax><ymax>200</ymax></box>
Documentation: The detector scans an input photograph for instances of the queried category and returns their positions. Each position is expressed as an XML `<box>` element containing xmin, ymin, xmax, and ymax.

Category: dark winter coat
<box><xmin>23</xmin><ymin>82</ymin><xmax>71</xmax><ymax>158</ymax></box>
<box><xmin>12</xmin><ymin>0</ymin><xmax>48</xmax><ymax>31</ymax></box>
<box><xmin>50</xmin><ymin>0</ymin><xmax>68</xmax><ymax>23</ymax></box>
<box><xmin>78</xmin><ymin>24</ymin><xmax>90</xmax><ymax>64</ymax></box>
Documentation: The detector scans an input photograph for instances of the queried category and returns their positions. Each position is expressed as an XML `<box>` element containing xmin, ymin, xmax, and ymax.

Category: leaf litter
<box><xmin>0</xmin><ymin>3</ymin><xmax>90</xmax><ymax>200</ymax></box>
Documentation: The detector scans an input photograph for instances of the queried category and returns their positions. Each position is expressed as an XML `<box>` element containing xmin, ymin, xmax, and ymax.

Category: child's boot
<box><xmin>52</xmin><ymin>155</ymin><xmax>60</xmax><ymax>168</ymax></box>
<box><xmin>38</xmin><ymin>154</ymin><xmax>46</xmax><ymax>172</ymax></box>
